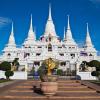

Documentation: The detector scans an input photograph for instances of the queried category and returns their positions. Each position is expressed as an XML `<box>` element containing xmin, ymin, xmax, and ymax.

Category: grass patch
<box><xmin>89</xmin><ymin>80</ymin><xmax>100</xmax><ymax>86</ymax></box>
<box><xmin>0</xmin><ymin>80</ymin><xmax>11</xmax><ymax>83</ymax></box>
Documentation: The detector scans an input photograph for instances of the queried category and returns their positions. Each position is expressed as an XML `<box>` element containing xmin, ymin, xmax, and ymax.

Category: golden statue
<box><xmin>45</xmin><ymin>58</ymin><xmax>57</xmax><ymax>75</ymax></box>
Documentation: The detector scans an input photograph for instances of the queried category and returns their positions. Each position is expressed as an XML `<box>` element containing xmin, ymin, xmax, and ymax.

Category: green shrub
<box><xmin>0</xmin><ymin>61</ymin><xmax>11</xmax><ymax>71</ymax></box>
<box><xmin>57</xmin><ymin>69</ymin><xmax>63</xmax><ymax>76</ymax></box>
<box><xmin>91</xmin><ymin>71</ymin><xmax>100</xmax><ymax>76</ymax></box>
<box><xmin>87</xmin><ymin>60</ymin><xmax>100</xmax><ymax>67</ymax></box>
<box><xmin>5</xmin><ymin>70</ymin><xmax>14</xmax><ymax>80</ymax></box>
<box><xmin>96</xmin><ymin>67</ymin><xmax>100</xmax><ymax>71</ymax></box>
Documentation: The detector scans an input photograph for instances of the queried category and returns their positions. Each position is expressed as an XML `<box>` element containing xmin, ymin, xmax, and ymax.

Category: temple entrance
<box><xmin>27</xmin><ymin>63</ymin><xmax>34</xmax><ymax>79</ymax></box>
<box><xmin>27</xmin><ymin>62</ymin><xmax>40</xmax><ymax>79</ymax></box>
<box><xmin>66</xmin><ymin>63</ymin><xmax>77</xmax><ymax>80</ymax></box>
<box><xmin>27</xmin><ymin>60</ymin><xmax>77</xmax><ymax>80</ymax></box>
<box><xmin>58</xmin><ymin>61</ymin><xmax>77</xmax><ymax>80</ymax></box>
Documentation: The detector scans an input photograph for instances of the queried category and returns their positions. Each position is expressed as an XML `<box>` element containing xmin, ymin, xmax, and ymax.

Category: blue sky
<box><xmin>0</xmin><ymin>0</ymin><xmax>100</xmax><ymax>53</ymax></box>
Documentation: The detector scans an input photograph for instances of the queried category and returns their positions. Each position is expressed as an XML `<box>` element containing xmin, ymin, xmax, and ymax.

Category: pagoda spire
<box><xmin>63</xmin><ymin>27</ymin><xmax>66</xmax><ymax>40</ymax></box>
<box><xmin>24</xmin><ymin>14</ymin><xmax>36</xmax><ymax>46</ymax></box>
<box><xmin>27</xmin><ymin>14</ymin><xmax>36</xmax><ymax>40</ymax></box>
<box><xmin>30</xmin><ymin>14</ymin><xmax>33</xmax><ymax>30</ymax></box>
<box><xmin>67</xmin><ymin>15</ymin><xmax>70</xmax><ymax>30</ymax></box>
<box><xmin>8</xmin><ymin>22</ymin><xmax>16</xmax><ymax>46</ymax></box>
<box><xmin>85</xmin><ymin>23</ymin><xmax>93</xmax><ymax>47</ymax></box>
<box><xmin>64</xmin><ymin>15</ymin><xmax>76</xmax><ymax>45</ymax></box>
<box><xmin>44</xmin><ymin>4</ymin><xmax>57</xmax><ymax>37</ymax></box>
<box><xmin>48</xmin><ymin>3</ymin><xmax>52</xmax><ymax>21</ymax></box>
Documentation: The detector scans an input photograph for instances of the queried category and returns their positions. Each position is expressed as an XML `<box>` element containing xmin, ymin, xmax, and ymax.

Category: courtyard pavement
<box><xmin>0</xmin><ymin>80</ymin><xmax>100</xmax><ymax>100</ymax></box>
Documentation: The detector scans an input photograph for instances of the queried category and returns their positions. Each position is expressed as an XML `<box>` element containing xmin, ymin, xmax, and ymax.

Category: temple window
<box><xmin>38</xmin><ymin>46</ymin><xmax>42</xmax><ymax>48</ymax></box>
<box><xmin>17</xmin><ymin>53</ymin><xmax>19</xmax><ymax>56</ymax></box>
<box><xmin>48</xmin><ymin>43</ymin><xmax>52</xmax><ymax>52</ymax></box>
<box><xmin>59</xmin><ymin>53</ymin><xmax>64</xmax><ymax>56</ymax></box>
<box><xmin>58</xmin><ymin>46</ymin><xmax>62</xmax><ymax>48</ymax></box>
<box><xmin>36</xmin><ymin>53</ymin><xmax>41</xmax><ymax>56</ymax></box>
<box><xmin>8</xmin><ymin>53</ymin><xmax>11</xmax><ymax>56</ymax></box>
<box><xmin>34</xmin><ymin>61</ymin><xmax>40</xmax><ymax>66</ymax></box>
<box><xmin>70</xmin><ymin>54</ymin><xmax>75</xmax><ymax>57</ymax></box>
<box><xmin>89</xmin><ymin>54</ymin><xmax>93</xmax><ymax>56</ymax></box>
<box><xmin>70</xmin><ymin>54</ymin><xmax>75</xmax><ymax>59</ymax></box>
<box><xmin>60</xmin><ymin>62</ymin><xmax>66</xmax><ymax>66</ymax></box>
<box><xmin>24</xmin><ymin>53</ymin><xmax>30</xmax><ymax>58</ymax></box>
<box><xmin>72</xmin><ymin>47</ymin><xmax>75</xmax><ymax>49</ymax></box>
<box><xmin>49</xmin><ymin>37</ymin><xmax>51</xmax><ymax>41</ymax></box>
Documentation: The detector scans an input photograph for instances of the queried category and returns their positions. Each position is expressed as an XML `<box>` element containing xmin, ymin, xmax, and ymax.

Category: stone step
<box><xmin>30</xmin><ymin>80</ymin><xmax>80</xmax><ymax>83</ymax></box>
<box><xmin>19</xmin><ymin>84</ymin><xmax>82</xmax><ymax>87</ymax></box>
<box><xmin>9</xmin><ymin>87</ymin><xmax>92</xmax><ymax>91</ymax></box>
<box><xmin>0</xmin><ymin>95</ymin><xmax>100</xmax><ymax>100</ymax></box>
<box><xmin>0</xmin><ymin>80</ymin><xmax>99</xmax><ymax>100</ymax></box>
<box><xmin>56</xmin><ymin>92</ymin><xmax>100</xmax><ymax>96</ymax></box>
<box><xmin>57</xmin><ymin>90</ymin><xmax>96</xmax><ymax>93</ymax></box>
<box><xmin>58</xmin><ymin>88</ymin><xmax>94</xmax><ymax>91</ymax></box>
<box><xmin>58</xmin><ymin>84</ymin><xmax>81</xmax><ymax>86</ymax></box>
<box><xmin>4</xmin><ymin>91</ymin><xmax>100</xmax><ymax>97</ymax></box>
<box><xmin>9</xmin><ymin>90</ymin><xmax>33</xmax><ymax>93</ymax></box>
<box><xmin>58</xmin><ymin>83</ymin><xmax>81</xmax><ymax>85</ymax></box>
<box><xmin>15</xmin><ymin>85</ymin><xmax>87</xmax><ymax>89</ymax></box>
<box><xmin>58</xmin><ymin>80</ymin><xmax>80</xmax><ymax>83</ymax></box>
<box><xmin>9</xmin><ymin>89</ymin><xmax>96</xmax><ymax>93</ymax></box>
<box><xmin>14</xmin><ymin>86</ymin><xmax>92</xmax><ymax>91</ymax></box>
<box><xmin>59</xmin><ymin>86</ymin><xmax>87</xmax><ymax>88</ymax></box>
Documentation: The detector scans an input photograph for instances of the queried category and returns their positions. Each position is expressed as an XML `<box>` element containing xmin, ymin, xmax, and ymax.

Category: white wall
<box><xmin>0</xmin><ymin>70</ymin><xmax>27</xmax><ymax>80</ymax></box>
<box><xmin>0</xmin><ymin>71</ymin><xmax>6</xmax><ymax>79</ymax></box>
<box><xmin>77</xmin><ymin>72</ymin><xmax>97</xmax><ymax>80</ymax></box>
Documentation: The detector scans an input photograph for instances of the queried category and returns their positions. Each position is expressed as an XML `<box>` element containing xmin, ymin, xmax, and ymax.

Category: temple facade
<box><xmin>0</xmin><ymin>5</ymin><xmax>98</xmax><ymax>79</ymax></box>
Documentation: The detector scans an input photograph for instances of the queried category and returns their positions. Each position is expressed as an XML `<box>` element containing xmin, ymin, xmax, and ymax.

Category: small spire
<box><xmin>67</xmin><ymin>15</ymin><xmax>70</xmax><ymax>30</ymax></box>
<box><xmin>86</xmin><ymin>23</ymin><xmax>89</xmax><ymax>35</ymax></box>
<box><xmin>85</xmin><ymin>23</ymin><xmax>93</xmax><ymax>47</ymax></box>
<box><xmin>64</xmin><ymin>15</ymin><xmax>76</xmax><ymax>45</ymax></box>
<box><xmin>11</xmin><ymin>22</ymin><xmax>14</xmax><ymax>36</ymax></box>
<box><xmin>30</xmin><ymin>14</ymin><xmax>33</xmax><ymax>30</ymax></box>
<box><xmin>86</xmin><ymin>23</ymin><xmax>91</xmax><ymax>39</ymax></box>
<box><xmin>84</xmin><ymin>23</ymin><xmax>96</xmax><ymax>52</ymax></box>
<box><xmin>48</xmin><ymin>3</ymin><xmax>52</xmax><ymax>21</ymax></box>
<box><xmin>8</xmin><ymin>22</ymin><xmax>16</xmax><ymax>45</ymax></box>
<box><xmin>24</xmin><ymin>14</ymin><xmax>36</xmax><ymax>45</ymax></box>
<box><xmin>64</xmin><ymin>27</ymin><xmax>66</xmax><ymax>40</ymax></box>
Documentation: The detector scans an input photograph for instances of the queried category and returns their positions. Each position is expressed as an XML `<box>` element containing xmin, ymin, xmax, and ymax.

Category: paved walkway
<box><xmin>0</xmin><ymin>80</ymin><xmax>100</xmax><ymax>100</ymax></box>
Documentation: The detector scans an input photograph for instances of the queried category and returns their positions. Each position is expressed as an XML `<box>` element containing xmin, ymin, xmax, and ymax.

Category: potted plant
<box><xmin>39</xmin><ymin>58</ymin><xmax>58</xmax><ymax>96</ymax></box>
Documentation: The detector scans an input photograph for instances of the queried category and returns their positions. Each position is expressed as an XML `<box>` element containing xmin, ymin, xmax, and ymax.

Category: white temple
<box><xmin>0</xmin><ymin>5</ymin><xmax>98</xmax><ymax>79</ymax></box>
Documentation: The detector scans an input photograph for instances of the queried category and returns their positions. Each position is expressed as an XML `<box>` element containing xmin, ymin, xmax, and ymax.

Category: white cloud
<box><xmin>0</xmin><ymin>17</ymin><xmax>11</xmax><ymax>28</ymax></box>
<box><xmin>89</xmin><ymin>0</ymin><xmax>100</xmax><ymax>4</ymax></box>
<box><xmin>89</xmin><ymin>0</ymin><xmax>100</xmax><ymax>8</ymax></box>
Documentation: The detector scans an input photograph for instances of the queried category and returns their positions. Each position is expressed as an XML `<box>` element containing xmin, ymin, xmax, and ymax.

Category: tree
<box><xmin>5</xmin><ymin>70</ymin><xmax>14</xmax><ymax>80</ymax></box>
<box><xmin>91</xmin><ymin>71</ymin><xmax>100</xmax><ymax>77</ymax></box>
<box><xmin>0</xmin><ymin>61</ymin><xmax>11</xmax><ymax>71</ymax></box>
<box><xmin>57</xmin><ymin>69</ymin><xmax>63</xmax><ymax>76</ymax></box>
<box><xmin>37</xmin><ymin>63</ymin><xmax>47</xmax><ymax>76</ymax></box>
<box><xmin>90</xmin><ymin>60</ymin><xmax>100</xmax><ymax>80</ymax></box>
<box><xmin>87</xmin><ymin>60</ymin><xmax>100</xmax><ymax>67</ymax></box>
<box><xmin>12</xmin><ymin>58</ymin><xmax>19</xmax><ymax>71</ymax></box>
